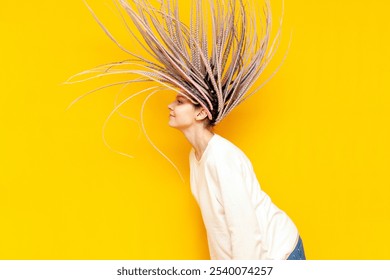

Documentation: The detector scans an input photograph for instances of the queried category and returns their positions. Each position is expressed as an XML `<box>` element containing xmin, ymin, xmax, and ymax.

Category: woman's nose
<box><xmin>168</xmin><ymin>102</ymin><xmax>173</xmax><ymax>110</ymax></box>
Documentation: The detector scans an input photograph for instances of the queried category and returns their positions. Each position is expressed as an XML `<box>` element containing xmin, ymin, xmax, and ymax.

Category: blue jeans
<box><xmin>287</xmin><ymin>236</ymin><xmax>306</xmax><ymax>260</ymax></box>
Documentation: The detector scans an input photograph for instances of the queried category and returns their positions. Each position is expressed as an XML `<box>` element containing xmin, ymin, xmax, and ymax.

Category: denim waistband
<box><xmin>286</xmin><ymin>236</ymin><xmax>306</xmax><ymax>260</ymax></box>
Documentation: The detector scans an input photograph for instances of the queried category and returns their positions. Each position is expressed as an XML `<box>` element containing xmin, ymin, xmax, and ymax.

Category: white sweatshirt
<box><xmin>189</xmin><ymin>134</ymin><xmax>299</xmax><ymax>260</ymax></box>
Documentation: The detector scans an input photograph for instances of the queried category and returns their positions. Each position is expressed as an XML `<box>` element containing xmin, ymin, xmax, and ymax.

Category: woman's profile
<box><xmin>168</xmin><ymin>93</ymin><xmax>305</xmax><ymax>259</ymax></box>
<box><xmin>68</xmin><ymin>0</ymin><xmax>306</xmax><ymax>260</ymax></box>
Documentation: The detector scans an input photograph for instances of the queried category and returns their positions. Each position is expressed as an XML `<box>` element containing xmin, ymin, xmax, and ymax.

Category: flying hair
<box><xmin>65</xmin><ymin>0</ymin><xmax>287</xmax><ymax>181</ymax></box>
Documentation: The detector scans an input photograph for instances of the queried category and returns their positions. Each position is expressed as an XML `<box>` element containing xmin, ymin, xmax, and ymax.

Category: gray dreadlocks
<box><xmin>66</xmin><ymin>0</ymin><xmax>285</xmax><ymax>180</ymax></box>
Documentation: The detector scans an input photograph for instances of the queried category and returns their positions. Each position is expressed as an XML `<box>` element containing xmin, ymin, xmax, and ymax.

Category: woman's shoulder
<box><xmin>208</xmin><ymin>134</ymin><xmax>249</xmax><ymax>162</ymax></box>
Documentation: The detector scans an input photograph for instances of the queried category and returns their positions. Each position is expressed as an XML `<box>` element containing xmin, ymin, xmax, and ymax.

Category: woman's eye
<box><xmin>177</xmin><ymin>100</ymin><xmax>182</xmax><ymax>104</ymax></box>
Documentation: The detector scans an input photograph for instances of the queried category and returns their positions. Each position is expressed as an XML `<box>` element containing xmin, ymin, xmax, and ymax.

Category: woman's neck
<box><xmin>182</xmin><ymin>128</ymin><xmax>215</xmax><ymax>161</ymax></box>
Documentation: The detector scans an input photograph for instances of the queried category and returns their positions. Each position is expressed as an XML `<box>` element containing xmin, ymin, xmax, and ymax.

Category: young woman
<box><xmin>71</xmin><ymin>0</ymin><xmax>306</xmax><ymax>259</ymax></box>
<box><xmin>168</xmin><ymin>93</ymin><xmax>305</xmax><ymax>260</ymax></box>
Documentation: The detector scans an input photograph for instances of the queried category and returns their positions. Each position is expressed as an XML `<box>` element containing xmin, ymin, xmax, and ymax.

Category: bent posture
<box><xmin>74</xmin><ymin>0</ymin><xmax>306</xmax><ymax>259</ymax></box>
<box><xmin>168</xmin><ymin>94</ymin><xmax>305</xmax><ymax>259</ymax></box>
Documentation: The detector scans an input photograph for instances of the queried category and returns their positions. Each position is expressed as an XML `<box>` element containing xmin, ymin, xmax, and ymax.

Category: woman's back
<box><xmin>189</xmin><ymin>134</ymin><xmax>299</xmax><ymax>259</ymax></box>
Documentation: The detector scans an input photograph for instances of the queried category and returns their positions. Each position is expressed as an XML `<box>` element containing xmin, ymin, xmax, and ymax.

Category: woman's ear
<box><xmin>195</xmin><ymin>108</ymin><xmax>208</xmax><ymax>121</ymax></box>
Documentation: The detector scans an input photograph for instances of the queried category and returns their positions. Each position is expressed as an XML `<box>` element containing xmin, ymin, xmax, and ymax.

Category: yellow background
<box><xmin>1</xmin><ymin>0</ymin><xmax>389</xmax><ymax>259</ymax></box>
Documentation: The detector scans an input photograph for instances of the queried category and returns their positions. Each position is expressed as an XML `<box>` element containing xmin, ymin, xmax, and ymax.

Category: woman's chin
<box><xmin>168</xmin><ymin>119</ymin><xmax>176</xmax><ymax>128</ymax></box>
<box><xmin>168</xmin><ymin>121</ymin><xmax>184</xmax><ymax>131</ymax></box>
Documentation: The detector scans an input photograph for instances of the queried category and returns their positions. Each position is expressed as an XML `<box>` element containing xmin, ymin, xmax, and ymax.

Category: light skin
<box><xmin>168</xmin><ymin>94</ymin><xmax>215</xmax><ymax>161</ymax></box>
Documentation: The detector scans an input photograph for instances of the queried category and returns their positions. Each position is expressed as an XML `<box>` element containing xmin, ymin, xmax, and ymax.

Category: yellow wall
<box><xmin>1</xmin><ymin>0</ymin><xmax>389</xmax><ymax>259</ymax></box>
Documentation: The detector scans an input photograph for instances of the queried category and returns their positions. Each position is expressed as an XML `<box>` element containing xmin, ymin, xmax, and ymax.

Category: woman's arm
<box><xmin>210</xmin><ymin>156</ymin><xmax>263</xmax><ymax>259</ymax></box>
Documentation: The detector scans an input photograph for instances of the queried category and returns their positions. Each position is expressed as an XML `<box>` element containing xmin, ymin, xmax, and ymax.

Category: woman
<box><xmin>70</xmin><ymin>0</ymin><xmax>306</xmax><ymax>259</ymax></box>
<box><xmin>168</xmin><ymin>93</ymin><xmax>305</xmax><ymax>259</ymax></box>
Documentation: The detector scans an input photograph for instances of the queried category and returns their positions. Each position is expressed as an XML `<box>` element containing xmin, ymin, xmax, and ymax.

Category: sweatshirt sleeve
<box><xmin>208</xmin><ymin>154</ymin><xmax>263</xmax><ymax>259</ymax></box>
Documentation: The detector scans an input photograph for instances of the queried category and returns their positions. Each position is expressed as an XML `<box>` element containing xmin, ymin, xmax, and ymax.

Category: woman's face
<box><xmin>168</xmin><ymin>94</ymin><xmax>199</xmax><ymax>130</ymax></box>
